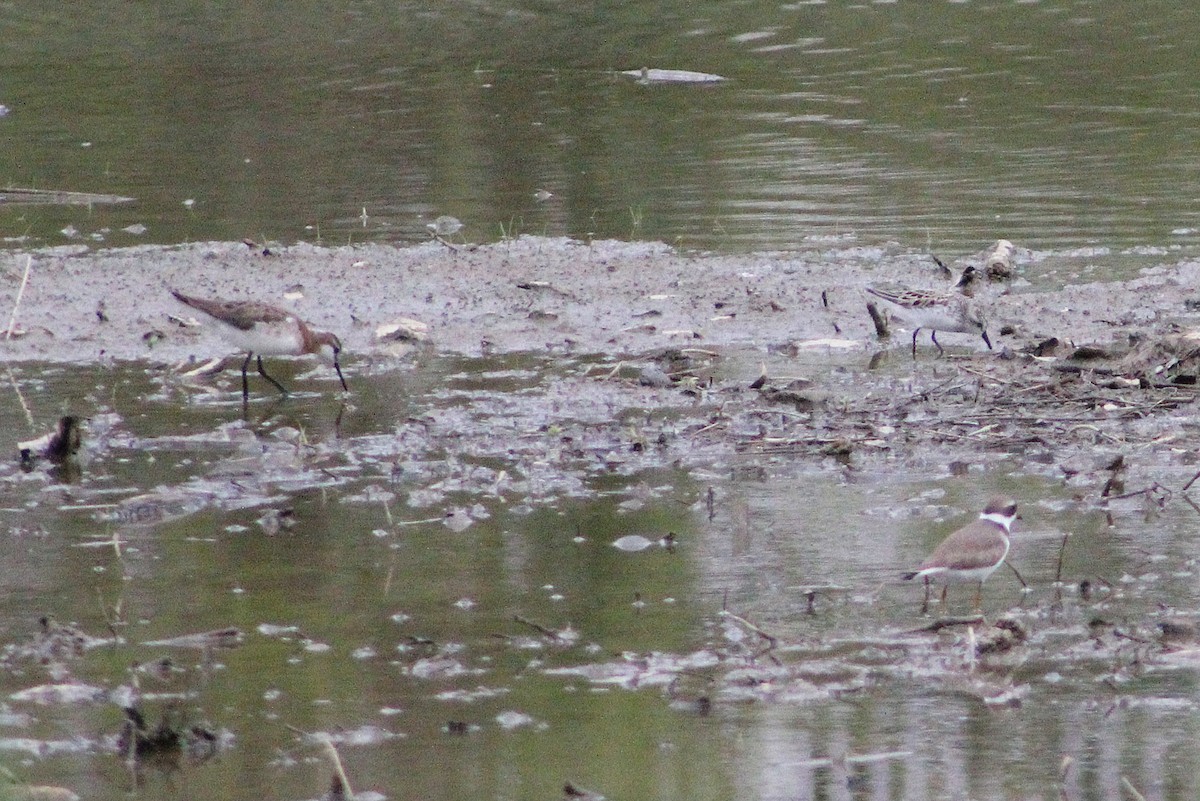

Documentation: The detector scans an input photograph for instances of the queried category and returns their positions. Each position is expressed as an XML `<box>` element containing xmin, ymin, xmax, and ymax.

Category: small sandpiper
<box><xmin>18</xmin><ymin>416</ymin><xmax>82</xmax><ymax>464</ymax></box>
<box><xmin>866</xmin><ymin>285</ymin><xmax>992</xmax><ymax>358</ymax></box>
<box><xmin>171</xmin><ymin>290</ymin><xmax>348</xmax><ymax>401</ymax></box>
<box><xmin>902</xmin><ymin>496</ymin><xmax>1018</xmax><ymax>609</ymax></box>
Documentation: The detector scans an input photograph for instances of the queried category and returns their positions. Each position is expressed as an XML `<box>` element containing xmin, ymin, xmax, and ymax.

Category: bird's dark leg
<box><xmin>256</xmin><ymin>355</ymin><xmax>289</xmax><ymax>396</ymax></box>
<box><xmin>920</xmin><ymin>576</ymin><xmax>931</xmax><ymax>615</ymax></box>
<box><xmin>939</xmin><ymin>584</ymin><xmax>948</xmax><ymax>606</ymax></box>
<box><xmin>911</xmin><ymin>329</ymin><xmax>920</xmax><ymax>359</ymax></box>
<box><xmin>241</xmin><ymin>353</ymin><xmax>253</xmax><ymax>401</ymax></box>
<box><xmin>931</xmin><ymin>330</ymin><xmax>945</xmax><ymax>355</ymax></box>
<box><xmin>332</xmin><ymin>348</ymin><xmax>349</xmax><ymax>392</ymax></box>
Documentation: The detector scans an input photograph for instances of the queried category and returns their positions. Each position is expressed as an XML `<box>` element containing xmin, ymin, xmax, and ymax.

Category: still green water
<box><xmin>3</xmin><ymin>1</ymin><xmax>1200</xmax><ymax>253</ymax></box>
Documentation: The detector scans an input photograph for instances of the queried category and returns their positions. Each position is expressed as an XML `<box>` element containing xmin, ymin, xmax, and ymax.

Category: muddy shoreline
<box><xmin>4</xmin><ymin>236</ymin><xmax>1200</xmax><ymax>492</ymax></box>
<box><xmin>1</xmin><ymin>236</ymin><xmax>1196</xmax><ymax>362</ymax></box>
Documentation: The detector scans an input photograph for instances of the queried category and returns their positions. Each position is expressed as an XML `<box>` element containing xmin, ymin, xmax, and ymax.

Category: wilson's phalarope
<box><xmin>171</xmin><ymin>290</ymin><xmax>348</xmax><ymax>400</ymax></box>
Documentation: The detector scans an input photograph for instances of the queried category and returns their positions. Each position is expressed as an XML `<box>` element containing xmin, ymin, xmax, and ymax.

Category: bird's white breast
<box><xmin>218</xmin><ymin>318</ymin><xmax>305</xmax><ymax>356</ymax></box>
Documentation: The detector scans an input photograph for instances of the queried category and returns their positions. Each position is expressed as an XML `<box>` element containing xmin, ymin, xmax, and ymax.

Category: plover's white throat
<box><xmin>171</xmin><ymin>290</ymin><xmax>348</xmax><ymax>401</ymax></box>
<box><xmin>902</xmin><ymin>496</ymin><xmax>1018</xmax><ymax>609</ymax></box>
<box><xmin>866</xmin><ymin>285</ymin><xmax>992</xmax><ymax>358</ymax></box>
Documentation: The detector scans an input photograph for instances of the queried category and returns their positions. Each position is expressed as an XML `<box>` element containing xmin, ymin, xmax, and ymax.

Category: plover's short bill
<box><xmin>902</xmin><ymin>496</ymin><xmax>1018</xmax><ymax>610</ymax></box>
<box><xmin>171</xmin><ymin>290</ymin><xmax>348</xmax><ymax>401</ymax></box>
<box><xmin>865</xmin><ymin>285</ymin><xmax>992</xmax><ymax>358</ymax></box>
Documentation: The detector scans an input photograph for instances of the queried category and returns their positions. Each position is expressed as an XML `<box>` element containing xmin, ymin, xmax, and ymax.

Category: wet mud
<box><xmin>5</xmin><ymin>237</ymin><xmax>1200</xmax><ymax>479</ymax></box>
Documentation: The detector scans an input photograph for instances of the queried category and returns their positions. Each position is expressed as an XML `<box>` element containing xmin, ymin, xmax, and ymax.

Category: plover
<box><xmin>902</xmin><ymin>496</ymin><xmax>1019</xmax><ymax>609</ymax></box>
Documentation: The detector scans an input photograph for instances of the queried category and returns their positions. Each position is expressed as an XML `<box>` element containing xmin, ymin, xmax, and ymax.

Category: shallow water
<box><xmin>4</xmin><ymin>1</ymin><xmax>1200</xmax><ymax>255</ymax></box>
<box><xmin>1</xmin><ymin>354</ymin><xmax>1200</xmax><ymax>800</ymax></box>
<box><xmin>3</xmin><ymin>2</ymin><xmax>1200</xmax><ymax>796</ymax></box>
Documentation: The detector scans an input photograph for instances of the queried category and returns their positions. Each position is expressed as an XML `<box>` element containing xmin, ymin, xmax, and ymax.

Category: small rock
<box><xmin>983</xmin><ymin>238</ymin><xmax>1016</xmax><ymax>281</ymax></box>
<box><xmin>638</xmin><ymin>365</ymin><xmax>672</xmax><ymax>387</ymax></box>
<box><xmin>376</xmin><ymin>318</ymin><xmax>430</xmax><ymax>342</ymax></box>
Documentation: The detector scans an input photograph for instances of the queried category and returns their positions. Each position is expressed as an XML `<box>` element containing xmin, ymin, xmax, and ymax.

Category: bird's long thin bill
<box><xmin>334</xmin><ymin>358</ymin><xmax>349</xmax><ymax>392</ymax></box>
<box><xmin>981</xmin><ymin>331</ymin><xmax>993</xmax><ymax>350</ymax></box>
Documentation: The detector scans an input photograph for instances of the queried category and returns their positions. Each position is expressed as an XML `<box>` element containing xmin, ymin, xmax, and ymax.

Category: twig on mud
<box><xmin>680</xmin><ymin>403</ymin><xmax>727</xmax><ymax>435</ymax></box>
<box><xmin>932</xmin><ymin>254</ymin><xmax>952</xmax><ymax>279</ymax></box>
<box><xmin>1181</xmin><ymin>493</ymin><xmax>1200</xmax><ymax>518</ymax></box>
<box><xmin>95</xmin><ymin>586</ymin><xmax>124</xmax><ymax>641</ymax></box>
<box><xmin>1060</xmin><ymin>757</ymin><xmax>1076</xmax><ymax>801</ymax></box>
<box><xmin>966</xmin><ymin>423</ymin><xmax>1000</xmax><ymax>438</ymax></box>
<box><xmin>690</xmin><ymin>418</ymin><xmax>728</xmax><ymax>437</ymax></box>
<box><xmin>954</xmin><ymin>364</ymin><xmax>999</xmax><ymax>381</ymax></box>
<box><xmin>1100</xmin><ymin>470</ymin><xmax>1124</xmax><ymax>498</ymax></box>
<box><xmin>1066</xmin><ymin>425</ymin><xmax>1127</xmax><ymax>446</ymax></box>
<box><xmin>899</xmin><ymin>377</ymin><xmax>966</xmax><ymax>406</ymax></box>
<box><xmin>516</xmin><ymin>280</ymin><xmax>577</xmax><ymax>300</ymax></box>
<box><xmin>1010</xmin><ymin>381</ymin><xmax>1060</xmax><ymax>396</ymax></box>
<box><xmin>321</xmin><ymin>738</ymin><xmax>354</xmax><ymax>800</ymax></box>
<box><xmin>394</xmin><ymin>516</ymin><xmax>448</xmax><ymax>526</ymax></box>
<box><xmin>1182</xmin><ymin>469</ymin><xmax>1200</xmax><ymax>493</ymax></box>
<box><xmin>6</xmin><ymin>367</ymin><xmax>34</xmax><ymax>431</ymax></box>
<box><xmin>1106</xmin><ymin>483</ymin><xmax>1171</xmax><ymax>506</ymax></box>
<box><xmin>1120</xmin><ymin>777</ymin><xmax>1147</xmax><ymax>801</ymax></box>
<box><xmin>283</xmin><ymin>725</ymin><xmax>356</xmax><ymax>798</ymax></box>
<box><xmin>866</xmin><ymin>302</ymin><xmax>888</xmax><ymax>338</ymax></box>
<box><xmin>1053</xmin><ymin>534</ymin><xmax>1070</xmax><ymax>584</ymax></box>
<box><xmin>746</xmin><ymin>408</ymin><xmax>812</xmax><ymax>421</ymax></box>
<box><xmin>956</xmin><ymin>411</ymin><xmax>1130</xmax><ymax>425</ymax></box>
<box><xmin>6</xmin><ymin>254</ymin><xmax>32</xmax><ymax>339</ymax></box>
<box><xmin>1005</xmin><ymin>559</ymin><xmax>1028</xmax><ymax>589</ymax></box>
<box><xmin>918</xmin><ymin>429</ymin><xmax>976</xmax><ymax>443</ymax></box>
<box><xmin>735</xmin><ymin>436</ymin><xmax>861</xmax><ymax>454</ymax></box>
<box><xmin>242</xmin><ymin>238</ymin><xmax>274</xmax><ymax>255</ymax></box>
<box><xmin>513</xmin><ymin>615</ymin><xmax>564</xmax><ymax>641</ymax></box>
<box><xmin>718</xmin><ymin>607</ymin><xmax>778</xmax><ymax>650</ymax></box>
<box><xmin>905</xmin><ymin>615</ymin><xmax>986</xmax><ymax>634</ymax></box>
<box><xmin>604</xmin><ymin>361</ymin><xmax>625</xmax><ymax>380</ymax></box>
<box><xmin>678</xmin><ymin>347</ymin><xmax>721</xmax><ymax>358</ymax></box>
<box><xmin>1111</xmin><ymin>628</ymin><xmax>1153</xmax><ymax>645</ymax></box>
<box><xmin>430</xmin><ymin>232</ymin><xmax>461</xmax><ymax>251</ymax></box>
<box><xmin>797</xmin><ymin>749</ymin><xmax>913</xmax><ymax>769</ymax></box>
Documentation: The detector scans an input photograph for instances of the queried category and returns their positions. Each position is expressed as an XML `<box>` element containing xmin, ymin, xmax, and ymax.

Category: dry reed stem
<box><xmin>6</xmin><ymin>255</ymin><xmax>32</xmax><ymax>339</ymax></box>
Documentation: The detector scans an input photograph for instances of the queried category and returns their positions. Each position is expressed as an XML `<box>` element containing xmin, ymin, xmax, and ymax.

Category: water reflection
<box><xmin>4</xmin><ymin>1</ymin><xmax>1200</xmax><ymax>254</ymax></box>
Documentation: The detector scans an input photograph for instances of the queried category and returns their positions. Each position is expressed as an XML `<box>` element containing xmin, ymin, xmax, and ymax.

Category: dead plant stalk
<box><xmin>6</xmin><ymin>255</ymin><xmax>33</xmax><ymax>339</ymax></box>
